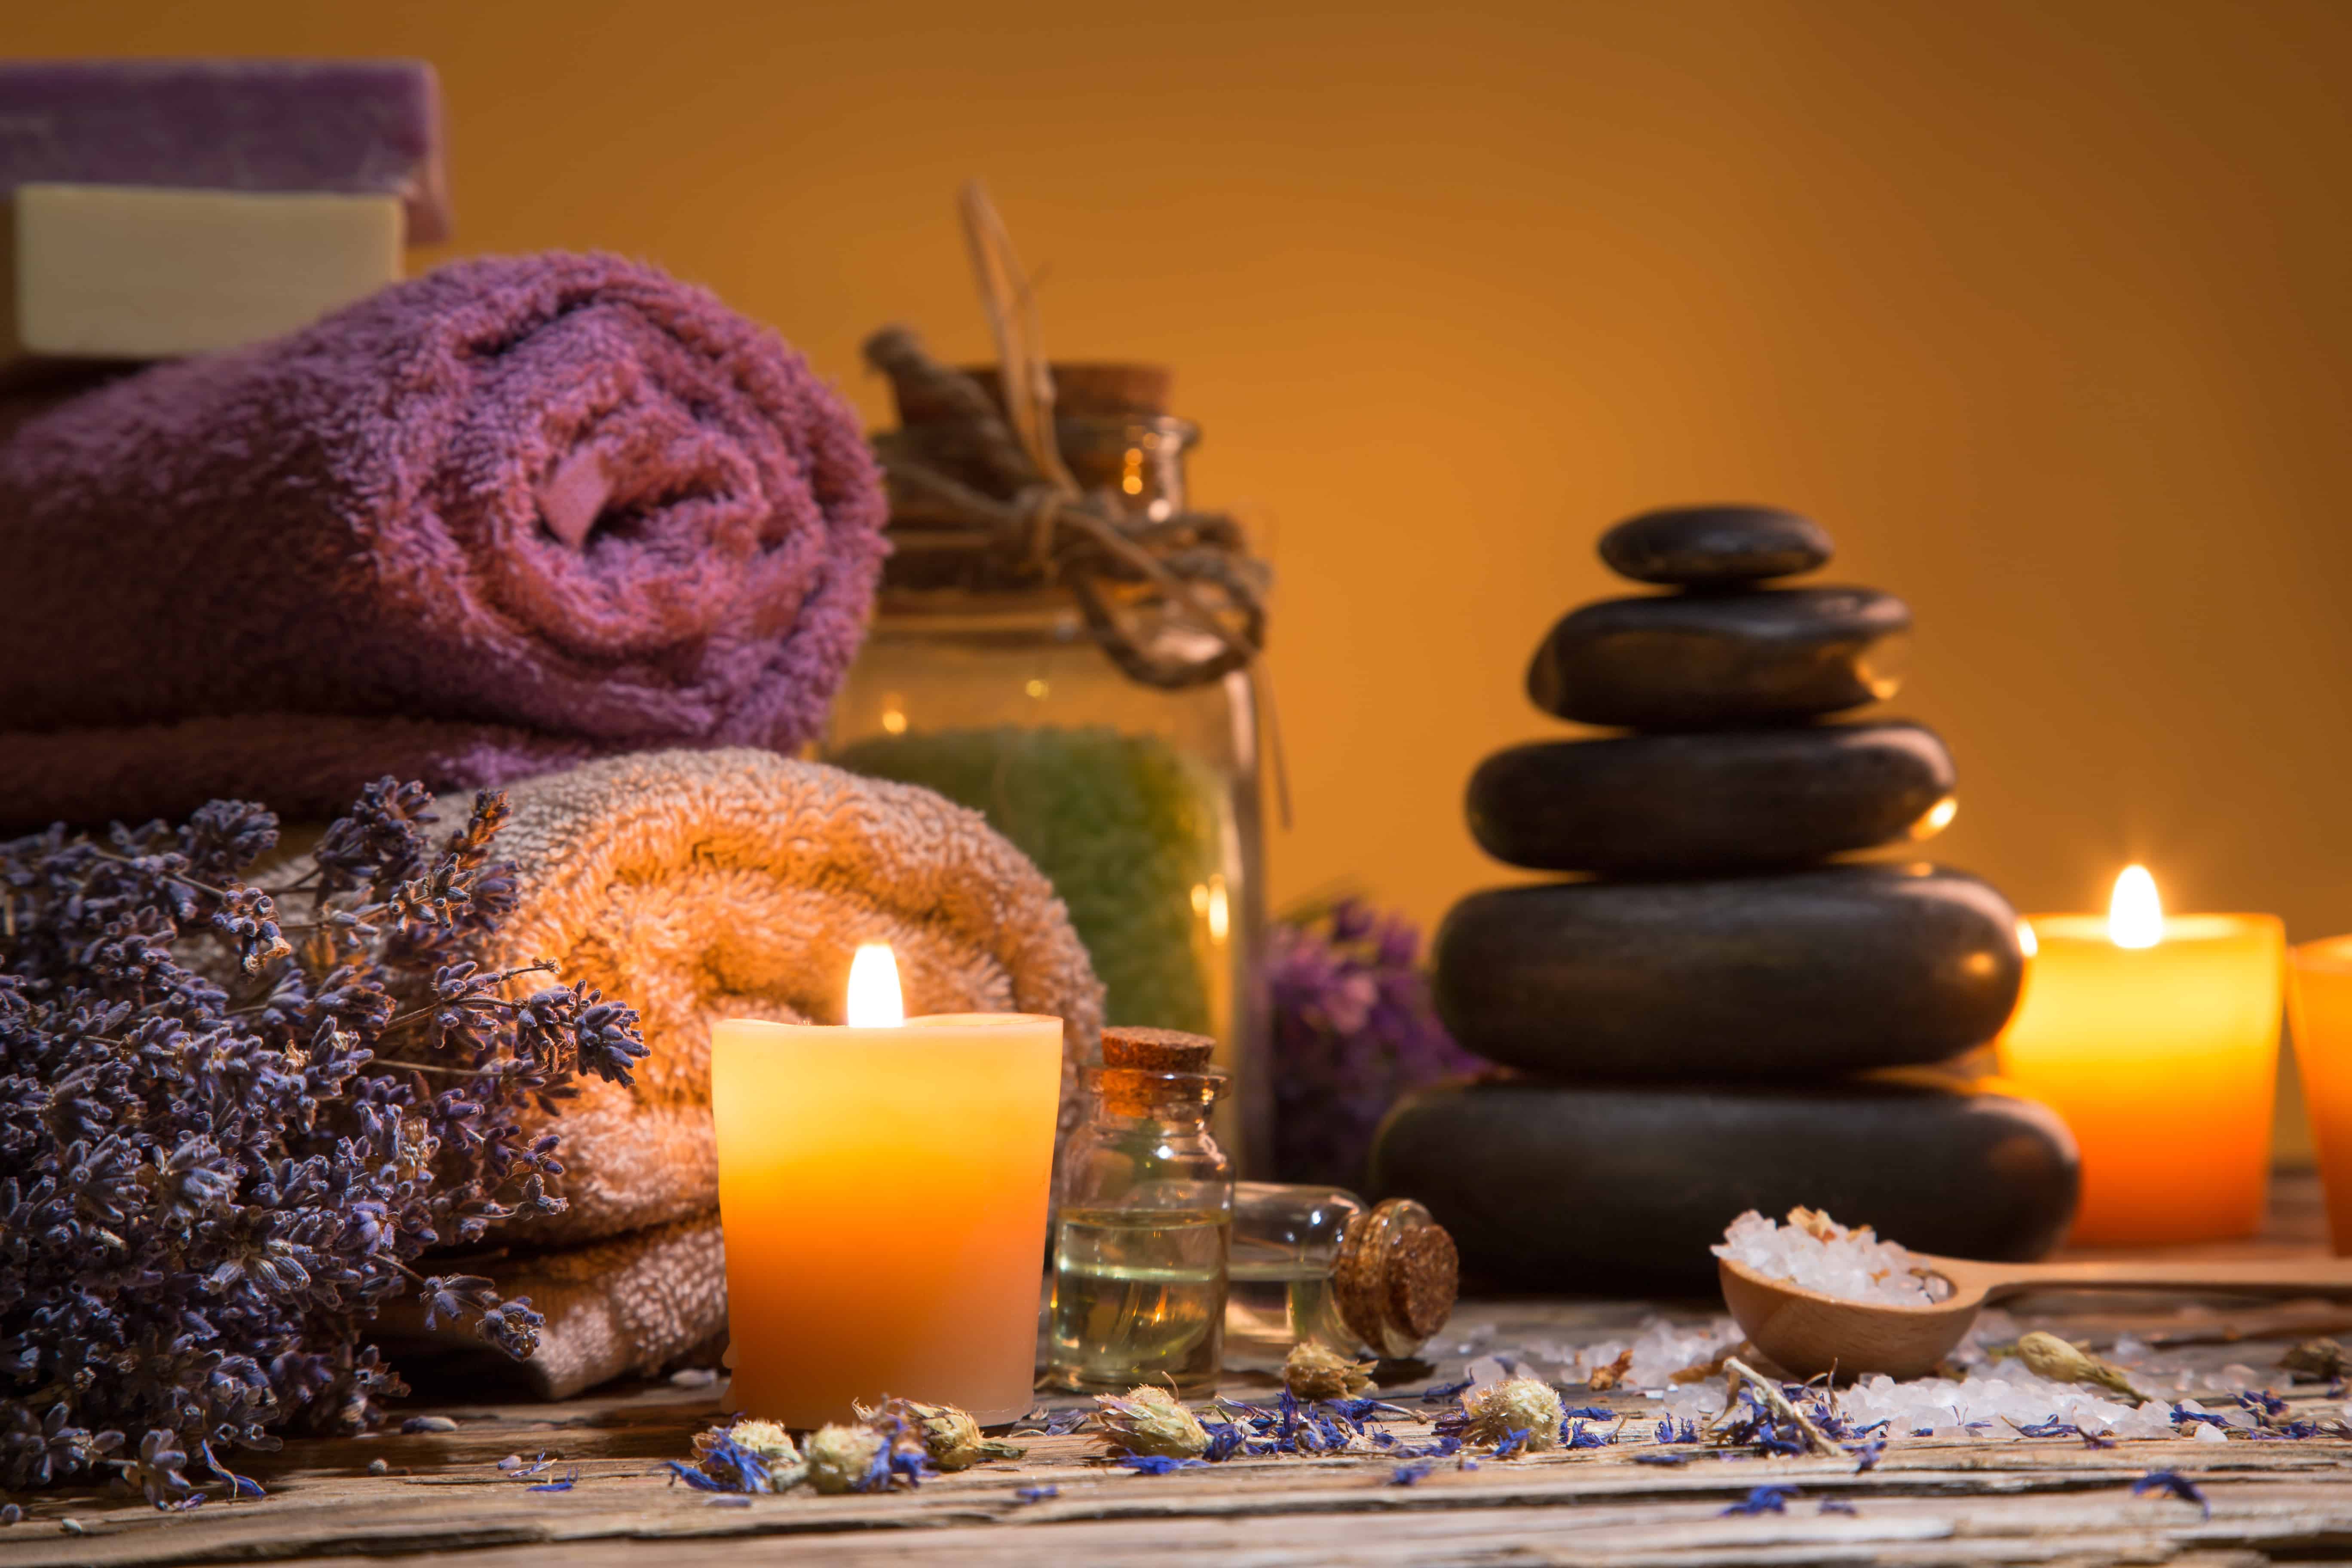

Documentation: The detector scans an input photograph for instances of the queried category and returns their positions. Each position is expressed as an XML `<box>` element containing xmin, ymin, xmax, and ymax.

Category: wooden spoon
<box><xmin>1720</xmin><ymin>1252</ymin><xmax>2352</xmax><ymax>1380</ymax></box>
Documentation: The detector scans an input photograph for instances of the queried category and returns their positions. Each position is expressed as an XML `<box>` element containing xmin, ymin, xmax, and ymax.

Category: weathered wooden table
<box><xmin>13</xmin><ymin>1179</ymin><xmax>2352</xmax><ymax>1566</ymax></box>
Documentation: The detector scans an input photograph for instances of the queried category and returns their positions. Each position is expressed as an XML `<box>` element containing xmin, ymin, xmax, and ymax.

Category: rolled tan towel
<box><xmin>378</xmin><ymin>748</ymin><xmax>1102</xmax><ymax>1396</ymax></box>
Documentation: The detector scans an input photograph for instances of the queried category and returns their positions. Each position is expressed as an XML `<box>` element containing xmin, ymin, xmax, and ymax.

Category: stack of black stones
<box><xmin>1369</xmin><ymin>505</ymin><xmax>2080</xmax><ymax>1292</ymax></box>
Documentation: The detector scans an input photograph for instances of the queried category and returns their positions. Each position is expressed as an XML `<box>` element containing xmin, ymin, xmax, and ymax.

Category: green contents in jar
<box><xmin>831</xmin><ymin>725</ymin><xmax>1222</xmax><ymax>1034</ymax></box>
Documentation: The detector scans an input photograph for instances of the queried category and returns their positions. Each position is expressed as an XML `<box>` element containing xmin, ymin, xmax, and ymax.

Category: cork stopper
<box><xmin>890</xmin><ymin>361</ymin><xmax>1174</xmax><ymax>426</ymax></box>
<box><xmin>1093</xmin><ymin>1027</ymin><xmax>1223</xmax><ymax>1116</ymax></box>
<box><xmin>1101</xmin><ymin>1026</ymin><xmax>1217</xmax><ymax>1072</ymax></box>
<box><xmin>1332</xmin><ymin>1199</ymin><xmax>1458</xmax><ymax>1359</ymax></box>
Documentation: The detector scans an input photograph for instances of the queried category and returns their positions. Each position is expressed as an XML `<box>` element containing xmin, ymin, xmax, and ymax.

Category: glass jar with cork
<box><xmin>1046</xmin><ymin>1027</ymin><xmax>1233</xmax><ymax>1396</ymax></box>
<box><xmin>828</xmin><ymin>331</ymin><xmax>1273</xmax><ymax>1174</ymax></box>
<box><xmin>1224</xmin><ymin>1183</ymin><xmax>1459</xmax><ymax>1367</ymax></box>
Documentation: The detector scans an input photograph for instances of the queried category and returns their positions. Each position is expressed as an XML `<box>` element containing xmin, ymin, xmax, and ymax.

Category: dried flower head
<box><xmin>804</xmin><ymin>1423</ymin><xmax>885</xmax><ymax>1494</ymax></box>
<box><xmin>2281</xmin><ymin>1338</ymin><xmax>2349</xmax><ymax>1383</ymax></box>
<box><xmin>685</xmin><ymin>1420</ymin><xmax>805</xmax><ymax>1493</ymax></box>
<box><xmin>1093</xmin><ymin>1386</ymin><xmax>1211</xmax><ymax>1459</ymax></box>
<box><xmin>722</xmin><ymin>1419</ymin><xmax>802</xmax><ymax>1465</ymax></box>
<box><xmin>856</xmin><ymin>1399</ymin><xmax>1022</xmax><ymax>1471</ymax></box>
<box><xmin>1463</xmin><ymin>1377</ymin><xmax>1565</xmax><ymax>1453</ymax></box>
<box><xmin>1282</xmin><ymin>1342</ymin><xmax>1376</xmax><ymax>1402</ymax></box>
<box><xmin>2015</xmin><ymin>1332</ymin><xmax>2149</xmax><ymax>1405</ymax></box>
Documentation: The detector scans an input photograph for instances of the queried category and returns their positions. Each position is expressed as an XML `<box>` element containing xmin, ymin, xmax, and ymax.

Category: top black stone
<box><xmin>1599</xmin><ymin>504</ymin><xmax>1833</xmax><ymax>586</ymax></box>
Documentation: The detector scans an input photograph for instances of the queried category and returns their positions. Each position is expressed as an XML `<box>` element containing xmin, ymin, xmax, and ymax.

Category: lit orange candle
<box><xmin>710</xmin><ymin>944</ymin><xmax>1063</xmax><ymax>1427</ymax></box>
<box><xmin>2289</xmin><ymin>937</ymin><xmax>2352</xmax><ymax>1255</ymax></box>
<box><xmin>1997</xmin><ymin>866</ymin><xmax>2284</xmax><ymax>1246</ymax></box>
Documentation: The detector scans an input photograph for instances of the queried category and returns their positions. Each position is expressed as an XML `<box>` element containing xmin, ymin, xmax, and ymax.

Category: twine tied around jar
<box><xmin>861</xmin><ymin>184</ymin><xmax>1273</xmax><ymax>696</ymax></box>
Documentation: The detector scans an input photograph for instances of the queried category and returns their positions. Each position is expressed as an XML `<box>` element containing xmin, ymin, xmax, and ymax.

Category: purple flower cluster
<box><xmin>1267</xmin><ymin>897</ymin><xmax>1481</xmax><ymax>1188</ymax></box>
<box><xmin>0</xmin><ymin>781</ymin><xmax>647</xmax><ymax>1505</ymax></box>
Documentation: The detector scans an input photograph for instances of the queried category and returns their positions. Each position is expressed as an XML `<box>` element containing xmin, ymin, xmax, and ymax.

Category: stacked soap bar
<box><xmin>1372</xmin><ymin>505</ymin><xmax>2080</xmax><ymax>1291</ymax></box>
<box><xmin>1</xmin><ymin>59</ymin><xmax>445</xmax><ymax>366</ymax></box>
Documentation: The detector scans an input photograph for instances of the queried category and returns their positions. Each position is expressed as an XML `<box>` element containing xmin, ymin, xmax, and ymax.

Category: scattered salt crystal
<box><xmin>1626</xmin><ymin>1316</ymin><xmax>1745</xmax><ymax>1388</ymax></box>
<box><xmin>2193</xmin><ymin>1421</ymin><xmax>2228</xmax><ymax>1442</ymax></box>
<box><xmin>1463</xmin><ymin>1355</ymin><xmax>1512</xmax><ymax>1397</ymax></box>
<box><xmin>1952</xmin><ymin>1307</ymin><xmax>2021</xmax><ymax>1365</ymax></box>
<box><xmin>2210</xmin><ymin>1363</ymin><xmax>2260</xmax><ymax>1392</ymax></box>
<box><xmin>1833</xmin><ymin>1367</ymin><xmax>2177</xmax><ymax>1442</ymax></box>
<box><xmin>1450</xmin><ymin>1323</ymin><xmax>1498</xmax><ymax>1355</ymax></box>
<box><xmin>1662</xmin><ymin>1382</ymin><xmax>1726</xmax><ymax>1421</ymax></box>
<box><xmin>1574</xmin><ymin>1341</ymin><xmax>1623</xmax><ymax>1373</ymax></box>
<box><xmin>1712</xmin><ymin>1210</ymin><xmax>1951</xmax><ymax>1307</ymax></box>
<box><xmin>2109</xmin><ymin>1334</ymin><xmax>2151</xmax><ymax>1365</ymax></box>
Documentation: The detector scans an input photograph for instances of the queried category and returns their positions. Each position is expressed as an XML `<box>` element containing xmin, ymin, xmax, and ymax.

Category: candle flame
<box><xmin>846</xmin><ymin>943</ymin><xmax>905</xmax><ymax>1026</ymax></box>
<box><xmin>2107</xmin><ymin>865</ymin><xmax>2163</xmax><ymax>949</ymax></box>
<box><xmin>2017</xmin><ymin>918</ymin><xmax>2038</xmax><ymax>959</ymax></box>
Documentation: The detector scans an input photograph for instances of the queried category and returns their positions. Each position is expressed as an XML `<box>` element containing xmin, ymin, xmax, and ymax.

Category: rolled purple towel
<box><xmin>0</xmin><ymin>253</ymin><xmax>887</xmax><ymax>830</ymax></box>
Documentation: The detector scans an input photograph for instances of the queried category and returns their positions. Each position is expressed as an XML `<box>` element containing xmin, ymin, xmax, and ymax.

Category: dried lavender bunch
<box><xmin>1268</xmin><ymin>896</ymin><xmax>1481</xmax><ymax>1188</ymax></box>
<box><xmin>0</xmin><ymin>781</ymin><xmax>648</xmax><ymax>1505</ymax></box>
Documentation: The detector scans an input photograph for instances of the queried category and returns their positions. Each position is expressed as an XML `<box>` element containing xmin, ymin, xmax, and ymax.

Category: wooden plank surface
<box><xmin>8</xmin><ymin>1179</ymin><xmax>2352</xmax><ymax>1566</ymax></box>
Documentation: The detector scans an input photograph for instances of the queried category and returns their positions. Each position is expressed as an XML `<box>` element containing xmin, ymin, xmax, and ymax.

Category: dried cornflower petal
<box><xmin>2016</xmin><ymin>1332</ymin><xmax>2149</xmax><ymax>1406</ymax></box>
<box><xmin>2129</xmin><ymin>1469</ymin><xmax>2210</xmax><ymax>1520</ymax></box>
<box><xmin>1093</xmin><ymin>1386</ymin><xmax>1210</xmax><ymax>1459</ymax></box>
<box><xmin>804</xmin><ymin>1424</ymin><xmax>886</xmax><ymax>1494</ymax></box>
<box><xmin>1463</xmin><ymin>1377</ymin><xmax>1564</xmax><ymax>1453</ymax></box>
<box><xmin>1282</xmin><ymin>1342</ymin><xmax>1376</xmax><ymax>1402</ymax></box>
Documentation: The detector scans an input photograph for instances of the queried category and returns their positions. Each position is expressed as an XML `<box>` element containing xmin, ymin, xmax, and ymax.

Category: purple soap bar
<box><xmin>0</xmin><ymin>59</ymin><xmax>449</xmax><ymax>242</ymax></box>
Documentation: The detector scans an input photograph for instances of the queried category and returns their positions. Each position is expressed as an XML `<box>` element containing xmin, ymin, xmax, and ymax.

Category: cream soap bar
<box><xmin>2</xmin><ymin>183</ymin><xmax>402</xmax><ymax>361</ymax></box>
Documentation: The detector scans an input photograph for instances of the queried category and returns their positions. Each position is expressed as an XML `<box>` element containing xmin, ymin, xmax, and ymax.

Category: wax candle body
<box><xmin>1997</xmin><ymin>915</ymin><xmax>2283</xmax><ymax>1246</ymax></box>
<box><xmin>2289</xmin><ymin>937</ymin><xmax>2352</xmax><ymax>1256</ymax></box>
<box><xmin>711</xmin><ymin>1013</ymin><xmax>1063</xmax><ymax>1428</ymax></box>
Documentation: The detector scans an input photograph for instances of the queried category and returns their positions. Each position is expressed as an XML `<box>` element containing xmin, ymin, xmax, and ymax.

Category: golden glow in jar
<box><xmin>2288</xmin><ymin>936</ymin><xmax>2352</xmax><ymax>1255</ymax></box>
<box><xmin>1997</xmin><ymin>867</ymin><xmax>2284</xmax><ymax>1246</ymax></box>
<box><xmin>710</xmin><ymin>944</ymin><xmax>1063</xmax><ymax>1427</ymax></box>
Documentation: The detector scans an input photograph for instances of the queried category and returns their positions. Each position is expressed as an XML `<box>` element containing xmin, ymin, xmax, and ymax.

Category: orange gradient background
<box><xmin>15</xmin><ymin>2</ymin><xmax>2352</xmax><ymax>1072</ymax></box>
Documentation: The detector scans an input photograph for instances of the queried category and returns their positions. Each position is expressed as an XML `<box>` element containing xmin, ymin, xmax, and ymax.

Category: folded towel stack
<box><xmin>365</xmin><ymin>748</ymin><xmax>1103</xmax><ymax>1396</ymax></box>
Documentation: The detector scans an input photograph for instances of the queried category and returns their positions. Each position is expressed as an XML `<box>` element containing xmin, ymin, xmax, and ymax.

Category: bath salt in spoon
<box><xmin>1720</xmin><ymin>1250</ymin><xmax>2352</xmax><ymax>1381</ymax></box>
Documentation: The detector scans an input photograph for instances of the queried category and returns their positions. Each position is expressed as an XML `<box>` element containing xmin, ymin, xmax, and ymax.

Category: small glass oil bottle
<box><xmin>1047</xmin><ymin>1028</ymin><xmax>1232</xmax><ymax>1396</ymax></box>
<box><xmin>1224</xmin><ymin>1182</ymin><xmax>1458</xmax><ymax>1366</ymax></box>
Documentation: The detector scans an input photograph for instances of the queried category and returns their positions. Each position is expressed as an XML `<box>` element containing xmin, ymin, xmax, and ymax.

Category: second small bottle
<box><xmin>1046</xmin><ymin>1027</ymin><xmax>1232</xmax><ymax>1396</ymax></box>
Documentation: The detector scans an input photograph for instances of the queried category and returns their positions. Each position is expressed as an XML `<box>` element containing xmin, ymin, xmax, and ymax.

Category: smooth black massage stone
<box><xmin>1368</xmin><ymin>1076</ymin><xmax>2078</xmax><ymax>1293</ymax></box>
<box><xmin>1525</xmin><ymin>587</ymin><xmax>1911</xmax><ymax>729</ymax></box>
<box><xmin>1599</xmin><ymin>504</ymin><xmax>1833</xmax><ymax>587</ymax></box>
<box><xmin>1432</xmin><ymin>864</ymin><xmax>2024</xmax><ymax>1079</ymax></box>
<box><xmin>1465</xmin><ymin>721</ymin><xmax>1956</xmax><ymax>874</ymax></box>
